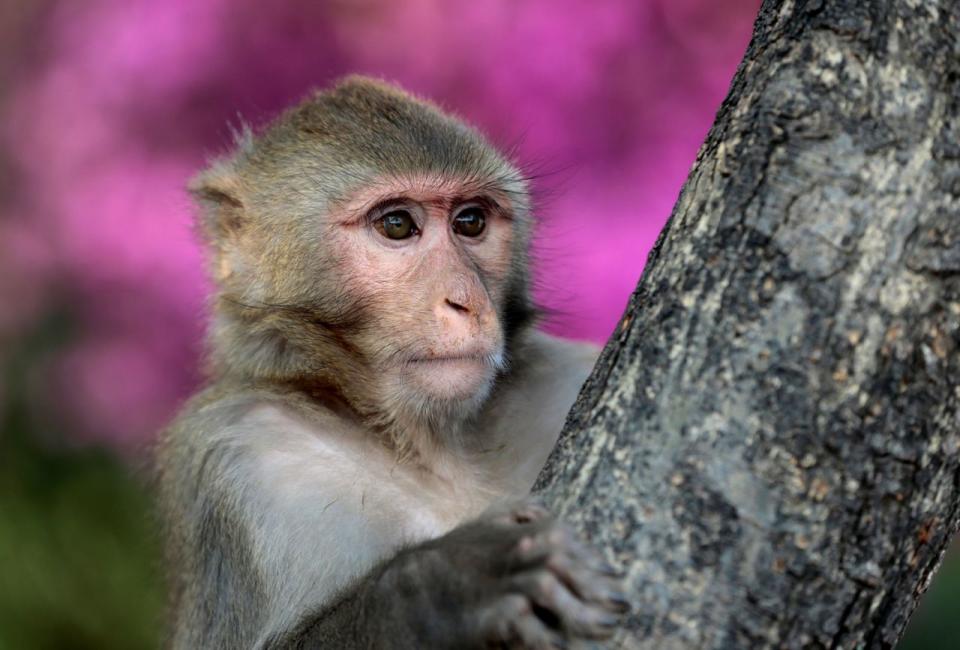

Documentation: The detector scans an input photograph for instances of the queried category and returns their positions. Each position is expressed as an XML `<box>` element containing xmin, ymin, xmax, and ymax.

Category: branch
<box><xmin>534</xmin><ymin>1</ymin><xmax>960</xmax><ymax>647</ymax></box>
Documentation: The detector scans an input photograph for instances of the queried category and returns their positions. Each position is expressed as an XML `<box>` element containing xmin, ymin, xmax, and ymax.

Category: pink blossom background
<box><xmin>0</xmin><ymin>0</ymin><xmax>760</xmax><ymax>449</ymax></box>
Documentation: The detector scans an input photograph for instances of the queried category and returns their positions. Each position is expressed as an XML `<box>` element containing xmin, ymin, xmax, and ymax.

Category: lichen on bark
<box><xmin>534</xmin><ymin>1</ymin><xmax>960</xmax><ymax>648</ymax></box>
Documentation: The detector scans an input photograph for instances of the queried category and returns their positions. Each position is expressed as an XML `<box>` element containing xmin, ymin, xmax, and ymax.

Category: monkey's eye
<box><xmin>376</xmin><ymin>210</ymin><xmax>418</xmax><ymax>240</ymax></box>
<box><xmin>452</xmin><ymin>207</ymin><xmax>486</xmax><ymax>238</ymax></box>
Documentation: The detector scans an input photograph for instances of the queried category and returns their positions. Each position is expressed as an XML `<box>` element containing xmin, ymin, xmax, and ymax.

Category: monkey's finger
<box><xmin>506</xmin><ymin>536</ymin><xmax>557</xmax><ymax>575</ymax></box>
<box><xmin>477</xmin><ymin>594</ymin><xmax>566</xmax><ymax>650</ymax></box>
<box><xmin>509</xmin><ymin>497</ymin><xmax>552</xmax><ymax>524</ymax></box>
<box><xmin>551</xmin><ymin>532</ymin><xmax>626</xmax><ymax>580</ymax></box>
<box><xmin>485</xmin><ymin>499</ymin><xmax>554</xmax><ymax>530</ymax></box>
<box><xmin>511</xmin><ymin>615</ymin><xmax>568</xmax><ymax>650</ymax></box>
<box><xmin>512</xmin><ymin>570</ymin><xmax>620</xmax><ymax>640</ymax></box>
<box><xmin>512</xmin><ymin>522</ymin><xmax>613</xmax><ymax>575</ymax></box>
<box><xmin>508</xmin><ymin>524</ymin><xmax>624</xmax><ymax>591</ymax></box>
<box><xmin>544</xmin><ymin>551</ymin><xmax>630</xmax><ymax>614</ymax></box>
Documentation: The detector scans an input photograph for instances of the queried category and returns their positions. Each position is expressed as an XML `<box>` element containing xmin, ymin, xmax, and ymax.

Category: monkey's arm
<box><xmin>160</xmin><ymin>394</ymin><xmax>624</xmax><ymax>649</ymax></box>
<box><xmin>274</xmin><ymin>500</ymin><xmax>627</xmax><ymax>649</ymax></box>
<box><xmin>159</xmin><ymin>395</ymin><xmax>396</xmax><ymax>648</ymax></box>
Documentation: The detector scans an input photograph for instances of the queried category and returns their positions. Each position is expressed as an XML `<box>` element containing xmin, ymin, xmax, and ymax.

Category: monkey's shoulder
<box><xmin>496</xmin><ymin>330</ymin><xmax>600</xmax><ymax>414</ymax></box>
<box><xmin>160</xmin><ymin>382</ymin><xmax>476</xmax><ymax>527</ymax></box>
<box><xmin>161</xmin><ymin>381</ymin><xmax>369</xmax><ymax>458</ymax></box>
<box><xmin>159</xmin><ymin>385</ymin><xmax>444</xmax><ymax>630</ymax></box>
<box><xmin>476</xmin><ymin>330</ymin><xmax>599</xmax><ymax>491</ymax></box>
<box><xmin>512</xmin><ymin>330</ymin><xmax>600</xmax><ymax>379</ymax></box>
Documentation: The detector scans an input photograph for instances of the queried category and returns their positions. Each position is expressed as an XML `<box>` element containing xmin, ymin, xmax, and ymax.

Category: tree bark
<box><xmin>533</xmin><ymin>1</ymin><xmax>960</xmax><ymax>648</ymax></box>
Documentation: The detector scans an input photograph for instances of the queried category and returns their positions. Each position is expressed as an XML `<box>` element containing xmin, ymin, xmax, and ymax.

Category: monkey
<box><xmin>156</xmin><ymin>75</ymin><xmax>627</xmax><ymax>649</ymax></box>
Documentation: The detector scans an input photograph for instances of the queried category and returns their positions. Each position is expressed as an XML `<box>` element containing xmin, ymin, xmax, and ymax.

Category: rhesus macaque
<box><xmin>157</xmin><ymin>76</ymin><xmax>626</xmax><ymax>649</ymax></box>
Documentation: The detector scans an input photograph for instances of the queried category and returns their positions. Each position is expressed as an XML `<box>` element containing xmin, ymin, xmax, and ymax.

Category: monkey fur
<box><xmin>157</xmin><ymin>76</ymin><xmax>627</xmax><ymax>649</ymax></box>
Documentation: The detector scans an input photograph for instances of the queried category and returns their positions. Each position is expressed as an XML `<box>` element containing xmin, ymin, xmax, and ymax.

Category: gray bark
<box><xmin>533</xmin><ymin>1</ymin><xmax>960</xmax><ymax>648</ymax></box>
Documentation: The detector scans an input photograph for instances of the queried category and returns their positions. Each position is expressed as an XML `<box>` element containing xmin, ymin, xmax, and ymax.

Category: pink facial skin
<box><xmin>333</xmin><ymin>174</ymin><xmax>516</xmax><ymax>402</ymax></box>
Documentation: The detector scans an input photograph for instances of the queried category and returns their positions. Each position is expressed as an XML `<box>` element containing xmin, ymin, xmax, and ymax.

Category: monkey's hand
<box><xmin>366</xmin><ymin>499</ymin><xmax>629</xmax><ymax>649</ymax></box>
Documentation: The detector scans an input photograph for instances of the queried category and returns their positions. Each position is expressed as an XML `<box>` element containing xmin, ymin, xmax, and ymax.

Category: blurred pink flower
<box><xmin>0</xmin><ymin>218</ymin><xmax>56</xmax><ymax>339</ymax></box>
<box><xmin>0</xmin><ymin>0</ymin><xmax>759</xmax><ymax>447</ymax></box>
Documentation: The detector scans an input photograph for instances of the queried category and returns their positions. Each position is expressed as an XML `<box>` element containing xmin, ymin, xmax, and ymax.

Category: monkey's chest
<box><xmin>360</xmin><ymin>465</ymin><xmax>502</xmax><ymax>546</ymax></box>
<box><xmin>245</xmin><ymin>402</ymin><xmax>507</xmax><ymax>553</ymax></box>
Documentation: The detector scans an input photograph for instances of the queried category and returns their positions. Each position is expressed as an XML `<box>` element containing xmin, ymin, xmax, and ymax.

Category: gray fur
<box><xmin>157</xmin><ymin>77</ymin><xmax>624</xmax><ymax>648</ymax></box>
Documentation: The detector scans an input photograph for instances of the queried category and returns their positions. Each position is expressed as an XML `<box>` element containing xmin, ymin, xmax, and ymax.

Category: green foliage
<box><xmin>900</xmin><ymin>546</ymin><xmax>960</xmax><ymax>650</ymax></box>
<box><xmin>0</xmin><ymin>447</ymin><xmax>164</xmax><ymax>650</ymax></box>
<box><xmin>0</xmin><ymin>313</ymin><xmax>164</xmax><ymax>650</ymax></box>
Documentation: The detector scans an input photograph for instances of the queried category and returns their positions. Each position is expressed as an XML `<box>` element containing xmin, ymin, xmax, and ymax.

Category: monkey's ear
<box><xmin>188</xmin><ymin>161</ymin><xmax>247</xmax><ymax>242</ymax></box>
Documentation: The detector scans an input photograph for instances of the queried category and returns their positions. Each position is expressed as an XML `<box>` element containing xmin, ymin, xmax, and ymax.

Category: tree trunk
<box><xmin>533</xmin><ymin>1</ymin><xmax>960</xmax><ymax>648</ymax></box>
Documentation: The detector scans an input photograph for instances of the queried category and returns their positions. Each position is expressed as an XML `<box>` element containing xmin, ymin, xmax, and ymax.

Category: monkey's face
<box><xmin>195</xmin><ymin>77</ymin><xmax>536</xmax><ymax>439</ymax></box>
<box><xmin>331</xmin><ymin>174</ymin><xmax>517</xmax><ymax>411</ymax></box>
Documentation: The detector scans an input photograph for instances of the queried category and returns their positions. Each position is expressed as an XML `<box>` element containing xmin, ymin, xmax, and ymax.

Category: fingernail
<box><xmin>607</xmin><ymin>591</ymin><xmax>630</xmax><ymax>612</ymax></box>
<box><xmin>599</xmin><ymin>614</ymin><xmax>620</xmax><ymax>628</ymax></box>
<box><xmin>601</xmin><ymin>561</ymin><xmax>624</xmax><ymax>577</ymax></box>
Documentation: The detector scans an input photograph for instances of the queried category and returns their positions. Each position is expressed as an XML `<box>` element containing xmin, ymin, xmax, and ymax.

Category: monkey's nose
<box><xmin>435</xmin><ymin>296</ymin><xmax>479</xmax><ymax>335</ymax></box>
<box><xmin>444</xmin><ymin>298</ymin><xmax>470</xmax><ymax>315</ymax></box>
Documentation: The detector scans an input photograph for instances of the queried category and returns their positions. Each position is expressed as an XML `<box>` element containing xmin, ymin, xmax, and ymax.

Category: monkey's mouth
<box><xmin>410</xmin><ymin>354</ymin><xmax>486</xmax><ymax>363</ymax></box>
<box><xmin>407</xmin><ymin>350</ymin><xmax>505</xmax><ymax>369</ymax></box>
<box><xmin>401</xmin><ymin>351</ymin><xmax>505</xmax><ymax>399</ymax></box>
